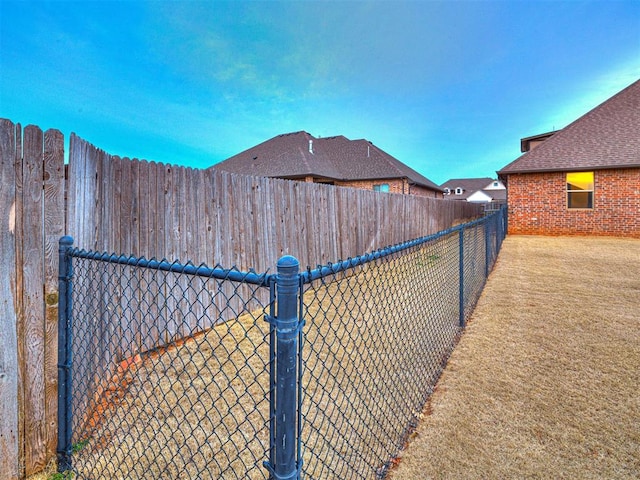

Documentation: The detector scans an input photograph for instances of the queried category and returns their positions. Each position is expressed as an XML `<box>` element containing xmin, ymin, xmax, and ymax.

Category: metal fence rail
<box><xmin>57</xmin><ymin>207</ymin><xmax>507</xmax><ymax>479</ymax></box>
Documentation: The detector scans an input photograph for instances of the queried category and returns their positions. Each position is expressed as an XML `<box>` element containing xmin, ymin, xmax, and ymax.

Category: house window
<box><xmin>373</xmin><ymin>183</ymin><xmax>389</xmax><ymax>192</ymax></box>
<box><xmin>444</xmin><ymin>188</ymin><xmax>451</xmax><ymax>195</ymax></box>
<box><xmin>566</xmin><ymin>172</ymin><xmax>594</xmax><ymax>209</ymax></box>
<box><xmin>455</xmin><ymin>187</ymin><xmax>463</xmax><ymax>195</ymax></box>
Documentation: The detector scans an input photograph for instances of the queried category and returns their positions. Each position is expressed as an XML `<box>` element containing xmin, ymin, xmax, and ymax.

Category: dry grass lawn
<box><xmin>389</xmin><ymin>235</ymin><xmax>640</xmax><ymax>479</ymax></box>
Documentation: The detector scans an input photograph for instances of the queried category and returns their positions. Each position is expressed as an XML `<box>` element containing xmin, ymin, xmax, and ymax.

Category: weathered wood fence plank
<box><xmin>13</xmin><ymin>122</ymin><xmax>24</xmax><ymax>480</ymax></box>
<box><xmin>22</xmin><ymin>125</ymin><xmax>47</xmax><ymax>474</ymax></box>
<box><xmin>42</xmin><ymin>129</ymin><xmax>65</xmax><ymax>464</ymax></box>
<box><xmin>0</xmin><ymin>121</ymin><xmax>65</xmax><ymax>478</ymax></box>
<box><xmin>0</xmin><ymin>119</ymin><xmax>19</xmax><ymax>480</ymax></box>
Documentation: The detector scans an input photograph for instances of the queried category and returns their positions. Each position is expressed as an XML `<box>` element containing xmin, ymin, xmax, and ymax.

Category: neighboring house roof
<box><xmin>440</xmin><ymin>177</ymin><xmax>506</xmax><ymax>202</ymax></box>
<box><xmin>210</xmin><ymin>131</ymin><xmax>443</xmax><ymax>192</ymax></box>
<box><xmin>499</xmin><ymin>79</ymin><xmax>640</xmax><ymax>175</ymax></box>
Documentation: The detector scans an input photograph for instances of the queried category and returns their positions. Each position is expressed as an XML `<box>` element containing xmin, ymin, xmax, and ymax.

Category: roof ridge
<box><xmin>212</xmin><ymin>130</ymin><xmax>443</xmax><ymax>191</ymax></box>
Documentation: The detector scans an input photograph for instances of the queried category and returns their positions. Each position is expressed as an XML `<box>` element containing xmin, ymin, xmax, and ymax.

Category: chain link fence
<box><xmin>299</xmin><ymin>210</ymin><xmax>506</xmax><ymax>478</ymax></box>
<box><xmin>57</xmin><ymin>249</ymin><xmax>273</xmax><ymax>479</ymax></box>
<box><xmin>300</xmin><ymin>230</ymin><xmax>461</xmax><ymax>478</ymax></box>
<box><xmin>57</xmin><ymin>207</ymin><xmax>506</xmax><ymax>479</ymax></box>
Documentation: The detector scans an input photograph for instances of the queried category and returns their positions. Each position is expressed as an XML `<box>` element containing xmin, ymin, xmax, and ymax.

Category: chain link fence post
<box><xmin>264</xmin><ymin>255</ymin><xmax>303</xmax><ymax>480</ymax></box>
<box><xmin>503</xmin><ymin>204</ymin><xmax>508</xmax><ymax>238</ymax></box>
<box><xmin>484</xmin><ymin>216</ymin><xmax>491</xmax><ymax>279</ymax></box>
<box><xmin>458</xmin><ymin>227</ymin><xmax>466</xmax><ymax>328</ymax></box>
<box><xmin>56</xmin><ymin>235</ymin><xmax>74</xmax><ymax>473</ymax></box>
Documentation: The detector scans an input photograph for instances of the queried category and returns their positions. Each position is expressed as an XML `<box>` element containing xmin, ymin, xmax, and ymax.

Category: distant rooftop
<box><xmin>211</xmin><ymin>131</ymin><xmax>443</xmax><ymax>192</ymax></box>
<box><xmin>440</xmin><ymin>177</ymin><xmax>506</xmax><ymax>201</ymax></box>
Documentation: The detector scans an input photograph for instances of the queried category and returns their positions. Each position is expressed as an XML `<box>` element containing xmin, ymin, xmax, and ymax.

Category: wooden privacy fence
<box><xmin>1</xmin><ymin>120</ymin><xmax>65</xmax><ymax>479</ymax></box>
<box><xmin>67</xmin><ymin>134</ymin><xmax>481</xmax><ymax>271</ymax></box>
<box><xmin>0</xmin><ymin>118</ymin><xmax>482</xmax><ymax>479</ymax></box>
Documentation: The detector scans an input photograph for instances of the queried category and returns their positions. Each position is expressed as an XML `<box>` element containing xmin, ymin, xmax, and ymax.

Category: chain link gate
<box><xmin>57</xmin><ymin>207</ymin><xmax>506</xmax><ymax>479</ymax></box>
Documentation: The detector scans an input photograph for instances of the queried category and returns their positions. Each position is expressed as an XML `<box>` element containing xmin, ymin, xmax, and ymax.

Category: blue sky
<box><xmin>1</xmin><ymin>0</ymin><xmax>639</xmax><ymax>185</ymax></box>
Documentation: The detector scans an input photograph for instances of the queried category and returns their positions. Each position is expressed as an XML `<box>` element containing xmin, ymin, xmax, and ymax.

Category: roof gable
<box><xmin>466</xmin><ymin>190</ymin><xmax>493</xmax><ymax>202</ymax></box>
<box><xmin>211</xmin><ymin>131</ymin><xmax>443</xmax><ymax>191</ymax></box>
<box><xmin>484</xmin><ymin>179</ymin><xmax>506</xmax><ymax>190</ymax></box>
<box><xmin>499</xmin><ymin>79</ymin><xmax>640</xmax><ymax>174</ymax></box>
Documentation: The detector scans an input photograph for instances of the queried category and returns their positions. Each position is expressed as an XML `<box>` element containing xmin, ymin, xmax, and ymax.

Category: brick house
<box><xmin>498</xmin><ymin>79</ymin><xmax>640</xmax><ymax>238</ymax></box>
<box><xmin>210</xmin><ymin>131</ymin><xmax>444</xmax><ymax>197</ymax></box>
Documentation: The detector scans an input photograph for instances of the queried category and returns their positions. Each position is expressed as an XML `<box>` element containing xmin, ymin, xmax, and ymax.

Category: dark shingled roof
<box><xmin>499</xmin><ymin>79</ymin><xmax>640</xmax><ymax>174</ymax></box>
<box><xmin>210</xmin><ymin>131</ymin><xmax>443</xmax><ymax>192</ymax></box>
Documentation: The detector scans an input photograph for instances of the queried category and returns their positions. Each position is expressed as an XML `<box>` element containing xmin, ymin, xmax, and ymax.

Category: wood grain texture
<box><xmin>163</xmin><ymin>163</ymin><xmax>177</xmax><ymax>341</ymax></box>
<box><xmin>13</xmin><ymin>123</ymin><xmax>25</xmax><ymax>480</ymax></box>
<box><xmin>0</xmin><ymin>119</ymin><xmax>19</xmax><ymax>480</ymax></box>
<box><xmin>21</xmin><ymin>125</ymin><xmax>46</xmax><ymax>475</ymax></box>
<box><xmin>42</xmin><ymin>128</ymin><xmax>65</xmax><ymax>463</ymax></box>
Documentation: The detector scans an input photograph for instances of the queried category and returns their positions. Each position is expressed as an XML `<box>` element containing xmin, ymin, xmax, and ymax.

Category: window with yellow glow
<box><xmin>566</xmin><ymin>172</ymin><xmax>594</xmax><ymax>209</ymax></box>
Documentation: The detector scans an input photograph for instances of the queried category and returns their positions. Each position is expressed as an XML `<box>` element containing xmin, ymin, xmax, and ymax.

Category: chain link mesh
<box><xmin>61</xmin><ymin>208</ymin><xmax>506</xmax><ymax>479</ymax></box>
<box><xmin>67</xmin><ymin>256</ymin><xmax>272</xmax><ymax>479</ymax></box>
<box><xmin>300</xmin><ymin>231</ymin><xmax>462</xmax><ymax>479</ymax></box>
<box><xmin>461</xmin><ymin>222</ymin><xmax>487</xmax><ymax>321</ymax></box>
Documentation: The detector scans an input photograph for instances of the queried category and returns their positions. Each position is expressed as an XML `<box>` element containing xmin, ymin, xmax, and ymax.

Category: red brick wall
<box><xmin>335</xmin><ymin>178</ymin><xmax>442</xmax><ymax>197</ymax></box>
<box><xmin>336</xmin><ymin>178</ymin><xmax>404</xmax><ymax>193</ymax></box>
<box><xmin>506</xmin><ymin>168</ymin><xmax>640</xmax><ymax>238</ymax></box>
<box><xmin>408</xmin><ymin>184</ymin><xmax>441</xmax><ymax>197</ymax></box>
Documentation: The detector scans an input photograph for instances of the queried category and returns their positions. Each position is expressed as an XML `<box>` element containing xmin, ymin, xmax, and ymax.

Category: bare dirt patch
<box><xmin>389</xmin><ymin>235</ymin><xmax>640</xmax><ymax>479</ymax></box>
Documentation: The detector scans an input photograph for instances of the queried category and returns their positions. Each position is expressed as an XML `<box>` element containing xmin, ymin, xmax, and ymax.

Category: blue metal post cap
<box><xmin>59</xmin><ymin>235</ymin><xmax>74</xmax><ymax>245</ymax></box>
<box><xmin>277</xmin><ymin>255</ymin><xmax>299</xmax><ymax>269</ymax></box>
